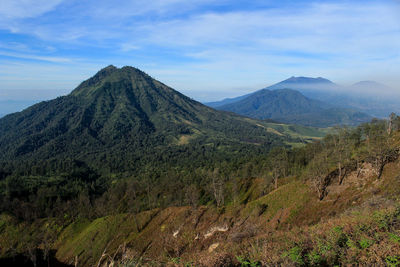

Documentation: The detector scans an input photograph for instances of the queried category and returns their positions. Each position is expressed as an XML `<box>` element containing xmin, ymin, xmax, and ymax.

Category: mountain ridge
<box><xmin>207</xmin><ymin>76</ymin><xmax>398</xmax><ymax>119</ymax></box>
<box><xmin>205</xmin><ymin>76</ymin><xmax>339</xmax><ymax>108</ymax></box>
<box><xmin>214</xmin><ymin>87</ymin><xmax>371</xmax><ymax>127</ymax></box>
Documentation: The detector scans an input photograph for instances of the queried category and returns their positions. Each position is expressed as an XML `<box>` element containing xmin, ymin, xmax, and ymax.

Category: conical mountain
<box><xmin>0</xmin><ymin>66</ymin><xmax>296</xmax><ymax>172</ymax></box>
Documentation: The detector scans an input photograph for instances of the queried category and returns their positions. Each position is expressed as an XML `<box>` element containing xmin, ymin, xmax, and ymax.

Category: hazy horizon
<box><xmin>0</xmin><ymin>73</ymin><xmax>398</xmax><ymax>117</ymax></box>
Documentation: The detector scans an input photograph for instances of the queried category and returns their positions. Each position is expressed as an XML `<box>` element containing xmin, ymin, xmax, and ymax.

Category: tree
<box><xmin>308</xmin><ymin>151</ymin><xmax>330</xmax><ymax>200</ymax></box>
<box><xmin>332</xmin><ymin>127</ymin><xmax>351</xmax><ymax>185</ymax></box>
<box><xmin>366</xmin><ymin>119</ymin><xmax>398</xmax><ymax>178</ymax></box>
<box><xmin>388</xmin><ymin>113</ymin><xmax>395</xmax><ymax>134</ymax></box>
<box><xmin>268</xmin><ymin>147</ymin><xmax>289</xmax><ymax>189</ymax></box>
<box><xmin>184</xmin><ymin>184</ymin><xmax>200</xmax><ymax>208</ymax></box>
<box><xmin>125</xmin><ymin>179</ymin><xmax>142</xmax><ymax>232</ymax></box>
<box><xmin>42</xmin><ymin>222</ymin><xmax>59</xmax><ymax>267</ymax></box>
<box><xmin>388</xmin><ymin>113</ymin><xmax>400</xmax><ymax>133</ymax></box>
<box><xmin>208</xmin><ymin>169</ymin><xmax>225</xmax><ymax>207</ymax></box>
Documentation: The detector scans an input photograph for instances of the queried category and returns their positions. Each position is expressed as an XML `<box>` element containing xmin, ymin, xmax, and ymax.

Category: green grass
<box><xmin>242</xmin><ymin>181</ymin><xmax>313</xmax><ymax>224</ymax></box>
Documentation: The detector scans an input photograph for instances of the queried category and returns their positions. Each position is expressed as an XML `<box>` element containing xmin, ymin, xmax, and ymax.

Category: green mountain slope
<box><xmin>0</xmin><ymin>66</ymin><xmax>325</xmax><ymax>175</ymax></box>
<box><xmin>216</xmin><ymin>88</ymin><xmax>371</xmax><ymax>127</ymax></box>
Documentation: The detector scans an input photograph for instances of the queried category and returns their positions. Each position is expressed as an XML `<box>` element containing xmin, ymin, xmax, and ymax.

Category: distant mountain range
<box><xmin>205</xmin><ymin>93</ymin><xmax>253</xmax><ymax>108</ymax></box>
<box><xmin>212</xmin><ymin>88</ymin><xmax>371</xmax><ymax>127</ymax></box>
<box><xmin>206</xmin><ymin>76</ymin><xmax>398</xmax><ymax>126</ymax></box>
<box><xmin>268</xmin><ymin>77</ymin><xmax>400</xmax><ymax>117</ymax></box>
<box><xmin>207</xmin><ymin>77</ymin><xmax>338</xmax><ymax>109</ymax></box>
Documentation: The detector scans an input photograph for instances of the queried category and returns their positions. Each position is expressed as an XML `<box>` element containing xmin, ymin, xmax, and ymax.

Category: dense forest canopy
<box><xmin>1</xmin><ymin>114</ymin><xmax>399</xmax><ymax>222</ymax></box>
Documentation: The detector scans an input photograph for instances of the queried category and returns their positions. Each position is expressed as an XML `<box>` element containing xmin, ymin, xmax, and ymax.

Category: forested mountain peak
<box><xmin>0</xmin><ymin>65</ymin><xmax>314</xmax><ymax>173</ymax></box>
<box><xmin>71</xmin><ymin>65</ymin><xmax>161</xmax><ymax>98</ymax></box>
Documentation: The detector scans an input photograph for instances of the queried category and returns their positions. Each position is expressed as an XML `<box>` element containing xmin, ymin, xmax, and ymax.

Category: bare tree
<box><xmin>42</xmin><ymin>223</ymin><xmax>59</xmax><ymax>267</ymax></box>
<box><xmin>367</xmin><ymin>120</ymin><xmax>398</xmax><ymax>178</ymax></box>
<box><xmin>331</xmin><ymin>127</ymin><xmax>351</xmax><ymax>185</ymax></box>
<box><xmin>308</xmin><ymin>151</ymin><xmax>330</xmax><ymax>200</ymax></box>
<box><xmin>209</xmin><ymin>169</ymin><xmax>225</xmax><ymax>207</ymax></box>
<box><xmin>388</xmin><ymin>113</ymin><xmax>395</xmax><ymax>134</ymax></box>
<box><xmin>24</xmin><ymin>232</ymin><xmax>41</xmax><ymax>267</ymax></box>
<box><xmin>392</xmin><ymin>113</ymin><xmax>400</xmax><ymax>132</ymax></box>
<box><xmin>268</xmin><ymin>147</ymin><xmax>289</xmax><ymax>189</ymax></box>
<box><xmin>184</xmin><ymin>184</ymin><xmax>200</xmax><ymax>208</ymax></box>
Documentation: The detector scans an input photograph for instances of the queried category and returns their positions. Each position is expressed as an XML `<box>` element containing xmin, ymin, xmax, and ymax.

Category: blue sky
<box><xmin>0</xmin><ymin>0</ymin><xmax>400</xmax><ymax>112</ymax></box>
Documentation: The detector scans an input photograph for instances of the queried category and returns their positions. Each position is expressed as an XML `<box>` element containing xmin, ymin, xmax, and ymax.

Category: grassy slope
<box><xmin>242</xmin><ymin>117</ymin><xmax>328</xmax><ymax>143</ymax></box>
<box><xmin>59</xmin><ymin>158</ymin><xmax>400</xmax><ymax>266</ymax></box>
<box><xmin>1</xmin><ymin>156</ymin><xmax>398</xmax><ymax>266</ymax></box>
<box><xmin>7</xmin><ymin>135</ymin><xmax>400</xmax><ymax>266</ymax></box>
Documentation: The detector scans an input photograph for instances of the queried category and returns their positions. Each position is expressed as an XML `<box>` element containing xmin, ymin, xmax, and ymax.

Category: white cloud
<box><xmin>134</xmin><ymin>1</ymin><xmax>400</xmax><ymax>94</ymax></box>
<box><xmin>0</xmin><ymin>0</ymin><xmax>63</xmax><ymax>19</ymax></box>
<box><xmin>0</xmin><ymin>51</ymin><xmax>73</xmax><ymax>63</ymax></box>
<box><xmin>82</xmin><ymin>0</ymin><xmax>223</xmax><ymax>20</ymax></box>
<box><xmin>0</xmin><ymin>41</ymin><xmax>31</xmax><ymax>52</ymax></box>
<box><xmin>137</xmin><ymin>3</ymin><xmax>400</xmax><ymax>55</ymax></box>
<box><xmin>0</xmin><ymin>0</ymin><xmax>399</xmax><ymax>101</ymax></box>
<box><xmin>3</xmin><ymin>1</ymin><xmax>399</xmax><ymax>58</ymax></box>
<box><xmin>120</xmin><ymin>43</ymin><xmax>140</xmax><ymax>52</ymax></box>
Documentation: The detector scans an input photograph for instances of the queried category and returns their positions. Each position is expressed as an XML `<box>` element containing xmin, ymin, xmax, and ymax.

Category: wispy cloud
<box><xmin>0</xmin><ymin>0</ymin><xmax>399</xmax><ymax>105</ymax></box>
<box><xmin>120</xmin><ymin>43</ymin><xmax>141</xmax><ymax>52</ymax></box>
<box><xmin>0</xmin><ymin>51</ymin><xmax>73</xmax><ymax>63</ymax></box>
<box><xmin>0</xmin><ymin>0</ymin><xmax>63</xmax><ymax>19</ymax></box>
<box><xmin>138</xmin><ymin>3</ymin><xmax>400</xmax><ymax>55</ymax></box>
